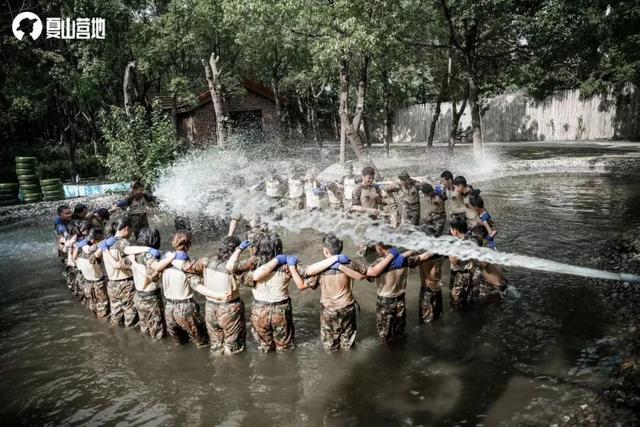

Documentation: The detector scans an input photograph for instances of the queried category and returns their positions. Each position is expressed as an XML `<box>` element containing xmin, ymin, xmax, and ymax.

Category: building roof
<box><xmin>147</xmin><ymin>78</ymin><xmax>284</xmax><ymax>114</ymax></box>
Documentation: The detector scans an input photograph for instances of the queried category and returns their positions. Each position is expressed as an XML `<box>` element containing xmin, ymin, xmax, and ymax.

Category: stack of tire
<box><xmin>0</xmin><ymin>183</ymin><xmax>20</xmax><ymax>207</ymax></box>
<box><xmin>41</xmin><ymin>178</ymin><xmax>66</xmax><ymax>201</ymax></box>
<box><xmin>16</xmin><ymin>157</ymin><xmax>42</xmax><ymax>204</ymax></box>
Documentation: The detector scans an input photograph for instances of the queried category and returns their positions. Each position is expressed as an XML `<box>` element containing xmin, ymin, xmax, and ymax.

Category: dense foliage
<box><xmin>0</xmin><ymin>0</ymin><xmax>637</xmax><ymax>181</ymax></box>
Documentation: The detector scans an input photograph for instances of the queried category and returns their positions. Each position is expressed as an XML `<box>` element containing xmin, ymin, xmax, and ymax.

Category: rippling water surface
<box><xmin>1</xmin><ymin>144</ymin><xmax>640</xmax><ymax>425</ymax></box>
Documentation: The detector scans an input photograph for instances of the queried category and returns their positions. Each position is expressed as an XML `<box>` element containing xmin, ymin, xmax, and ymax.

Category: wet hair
<box><xmin>254</xmin><ymin>232</ymin><xmax>283</xmax><ymax>264</ymax></box>
<box><xmin>73</xmin><ymin>203</ymin><xmax>87</xmax><ymax>216</ymax></box>
<box><xmin>469</xmin><ymin>194</ymin><xmax>484</xmax><ymax>209</ymax></box>
<box><xmin>375</xmin><ymin>242</ymin><xmax>392</xmax><ymax>250</ymax></box>
<box><xmin>95</xmin><ymin>208</ymin><xmax>110</xmax><ymax>220</ymax></box>
<box><xmin>450</xmin><ymin>216</ymin><xmax>468</xmax><ymax>234</ymax></box>
<box><xmin>361</xmin><ymin>166</ymin><xmax>375</xmax><ymax>177</ymax></box>
<box><xmin>440</xmin><ymin>171</ymin><xmax>453</xmax><ymax>180</ymax></box>
<box><xmin>115</xmin><ymin>217</ymin><xmax>132</xmax><ymax>231</ymax></box>
<box><xmin>398</xmin><ymin>171</ymin><xmax>410</xmax><ymax>181</ymax></box>
<box><xmin>470</xmin><ymin>188</ymin><xmax>481</xmax><ymax>196</ymax></box>
<box><xmin>57</xmin><ymin>204</ymin><xmax>70</xmax><ymax>215</ymax></box>
<box><xmin>172</xmin><ymin>229</ymin><xmax>192</xmax><ymax>251</ymax></box>
<box><xmin>88</xmin><ymin>227</ymin><xmax>104</xmax><ymax>242</ymax></box>
<box><xmin>137</xmin><ymin>227</ymin><xmax>161</xmax><ymax>249</ymax></box>
<box><xmin>421</xmin><ymin>183</ymin><xmax>434</xmax><ymax>195</ymax></box>
<box><xmin>79</xmin><ymin>220</ymin><xmax>93</xmax><ymax>236</ymax></box>
<box><xmin>322</xmin><ymin>234</ymin><xmax>343</xmax><ymax>255</ymax></box>
<box><xmin>132</xmin><ymin>181</ymin><xmax>144</xmax><ymax>191</ymax></box>
<box><xmin>217</xmin><ymin>236</ymin><xmax>241</xmax><ymax>261</ymax></box>
<box><xmin>453</xmin><ymin>176</ymin><xmax>467</xmax><ymax>187</ymax></box>
<box><xmin>108</xmin><ymin>221</ymin><xmax>118</xmax><ymax>236</ymax></box>
<box><xmin>470</xmin><ymin>224</ymin><xmax>488</xmax><ymax>246</ymax></box>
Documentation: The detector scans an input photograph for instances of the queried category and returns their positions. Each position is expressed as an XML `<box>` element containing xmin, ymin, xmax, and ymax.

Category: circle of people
<box><xmin>54</xmin><ymin>168</ymin><xmax>506</xmax><ymax>355</ymax></box>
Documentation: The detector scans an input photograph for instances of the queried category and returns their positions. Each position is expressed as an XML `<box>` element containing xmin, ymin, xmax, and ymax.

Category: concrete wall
<box><xmin>394</xmin><ymin>84</ymin><xmax>640</xmax><ymax>143</ymax></box>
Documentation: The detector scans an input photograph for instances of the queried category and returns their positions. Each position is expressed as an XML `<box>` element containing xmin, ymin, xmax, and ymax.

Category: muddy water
<box><xmin>2</xmin><ymin>150</ymin><xmax>640</xmax><ymax>425</ymax></box>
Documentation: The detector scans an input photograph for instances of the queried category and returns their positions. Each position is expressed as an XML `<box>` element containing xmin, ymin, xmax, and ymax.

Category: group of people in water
<box><xmin>53</xmin><ymin>166</ymin><xmax>507</xmax><ymax>355</ymax></box>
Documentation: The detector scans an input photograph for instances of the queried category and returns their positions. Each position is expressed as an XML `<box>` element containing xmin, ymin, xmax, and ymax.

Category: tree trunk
<box><xmin>468</xmin><ymin>76</ymin><xmax>483</xmax><ymax>156</ymax></box>
<box><xmin>123</xmin><ymin>61</ymin><xmax>138</xmax><ymax>116</ymax></box>
<box><xmin>202</xmin><ymin>53</ymin><xmax>228</xmax><ymax>145</ymax></box>
<box><xmin>171</xmin><ymin>93</ymin><xmax>178</xmax><ymax>135</ymax></box>
<box><xmin>271</xmin><ymin>78</ymin><xmax>282</xmax><ymax>138</ymax></box>
<box><xmin>338</xmin><ymin>57</ymin><xmax>372</xmax><ymax>165</ymax></box>
<box><xmin>340</xmin><ymin>123</ymin><xmax>346</xmax><ymax>164</ymax></box>
<box><xmin>449</xmin><ymin>81</ymin><xmax>470</xmax><ymax>148</ymax></box>
<box><xmin>427</xmin><ymin>101</ymin><xmax>441</xmax><ymax>147</ymax></box>
<box><xmin>363</xmin><ymin>115</ymin><xmax>372</xmax><ymax>146</ymax></box>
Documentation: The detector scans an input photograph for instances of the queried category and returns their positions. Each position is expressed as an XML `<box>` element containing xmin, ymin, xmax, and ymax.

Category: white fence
<box><xmin>393</xmin><ymin>84</ymin><xmax>640</xmax><ymax>143</ymax></box>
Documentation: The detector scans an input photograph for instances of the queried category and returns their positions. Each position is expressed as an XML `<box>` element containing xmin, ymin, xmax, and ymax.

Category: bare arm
<box><xmin>123</xmin><ymin>245</ymin><xmax>151</xmax><ymax>255</ymax></box>
<box><xmin>304</xmin><ymin>255</ymin><xmax>339</xmax><ymax>276</ymax></box>
<box><xmin>226</xmin><ymin>247</ymin><xmax>242</xmax><ymax>273</ymax></box>
<box><xmin>150</xmin><ymin>252</ymin><xmax>176</xmax><ymax>272</ymax></box>
<box><xmin>337</xmin><ymin>265</ymin><xmax>367</xmax><ymax>281</ymax></box>
<box><xmin>102</xmin><ymin>247</ymin><xmax>130</xmax><ymax>271</ymax></box>
<box><xmin>228</xmin><ymin>218</ymin><xmax>238</xmax><ymax>237</ymax></box>
<box><xmin>252</xmin><ymin>259</ymin><xmax>279</xmax><ymax>282</ymax></box>
<box><xmin>366</xmin><ymin>253</ymin><xmax>395</xmax><ymax>277</ymax></box>
<box><xmin>288</xmin><ymin>265</ymin><xmax>306</xmax><ymax>290</ymax></box>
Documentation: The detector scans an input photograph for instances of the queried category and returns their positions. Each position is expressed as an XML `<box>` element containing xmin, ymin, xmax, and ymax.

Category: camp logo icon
<box><xmin>12</xmin><ymin>12</ymin><xmax>43</xmax><ymax>40</ymax></box>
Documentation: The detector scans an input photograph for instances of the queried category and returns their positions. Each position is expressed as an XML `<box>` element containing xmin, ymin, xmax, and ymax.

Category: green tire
<box><xmin>0</xmin><ymin>199</ymin><xmax>20</xmax><ymax>206</ymax></box>
<box><xmin>44</xmin><ymin>196</ymin><xmax>65</xmax><ymax>202</ymax></box>
<box><xmin>17</xmin><ymin>174</ymin><xmax>38</xmax><ymax>181</ymax></box>
<box><xmin>20</xmin><ymin>183</ymin><xmax>41</xmax><ymax>190</ymax></box>
<box><xmin>15</xmin><ymin>157</ymin><xmax>37</xmax><ymax>162</ymax></box>
<box><xmin>0</xmin><ymin>183</ymin><xmax>19</xmax><ymax>189</ymax></box>
<box><xmin>16</xmin><ymin>168</ymin><xmax>37</xmax><ymax>174</ymax></box>
<box><xmin>42</xmin><ymin>187</ymin><xmax>64</xmax><ymax>194</ymax></box>
<box><xmin>43</xmin><ymin>192</ymin><xmax>66</xmax><ymax>198</ymax></box>
<box><xmin>40</xmin><ymin>178</ymin><xmax>62</xmax><ymax>185</ymax></box>
<box><xmin>41</xmin><ymin>182</ymin><xmax>63</xmax><ymax>189</ymax></box>
<box><xmin>0</xmin><ymin>194</ymin><xmax>18</xmax><ymax>201</ymax></box>
<box><xmin>0</xmin><ymin>188</ymin><xmax>19</xmax><ymax>194</ymax></box>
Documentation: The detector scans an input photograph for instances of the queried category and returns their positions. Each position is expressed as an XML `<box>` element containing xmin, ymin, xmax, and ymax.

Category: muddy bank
<box><xmin>0</xmin><ymin>195</ymin><xmax>121</xmax><ymax>228</ymax></box>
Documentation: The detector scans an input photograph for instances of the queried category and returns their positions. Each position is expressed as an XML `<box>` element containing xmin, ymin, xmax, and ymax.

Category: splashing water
<box><xmin>154</xmin><ymin>142</ymin><xmax>640</xmax><ymax>284</ymax></box>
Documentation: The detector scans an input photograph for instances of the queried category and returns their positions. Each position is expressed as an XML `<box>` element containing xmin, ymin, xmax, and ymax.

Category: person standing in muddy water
<box><xmin>420</xmin><ymin>183</ymin><xmax>447</xmax><ymax>237</ymax></box>
<box><xmin>98</xmin><ymin>217</ymin><xmax>139</xmax><ymax>328</ymax></box>
<box><xmin>177</xmin><ymin>236</ymin><xmax>254</xmax><ymax>355</ymax></box>
<box><xmin>415</xmin><ymin>250</ymin><xmax>446</xmax><ymax>323</ymax></box>
<box><xmin>84</xmin><ymin>207</ymin><xmax>110</xmax><ymax>233</ymax></box>
<box><xmin>300</xmin><ymin>234</ymin><xmax>396</xmax><ymax>351</ymax></box>
<box><xmin>448</xmin><ymin>216</ymin><xmax>480</xmax><ymax>309</ymax></box>
<box><xmin>470</xmin><ymin>225</ymin><xmax>508</xmax><ymax>303</ymax></box>
<box><xmin>384</xmin><ymin>171</ymin><xmax>423</xmax><ymax>227</ymax></box>
<box><xmin>162</xmin><ymin>230</ymin><xmax>209</xmax><ymax>346</ymax></box>
<box><xmin>453</xmin><ymin>175</ymin><xmax>480</xmax><ymax>228</ymax></box>
<box><xmin>351</xmin><ymin>166</ymin><xmax>385</xmax><ymax>254</ymax></box>
<box><xmin>241</xmin><ymin>232</ymin><xmax>306</xmax><ymax>352</ymax></box>
<box><xmin>287</xmin><ymin>167</ymin><xmax>305</xmax><ymax>211</ymax></box>
<box><xmin>74</xmin><ymin>228</ymin><xmax>110</xmax><ymax>319</ymax></box>
<box><xmin>123</xmin><ymin>227</ymin><xmax>177</xmax><ymax>340</ymax></box>
<box><xmin>111</xmin><ymin>181</ymin><xmax>155</xmax><ymax>238</ymax></box>
<box><xmin>469</xmin><ymin>193</ymin><xmax>498</xmax><ymax>250</ymax></box>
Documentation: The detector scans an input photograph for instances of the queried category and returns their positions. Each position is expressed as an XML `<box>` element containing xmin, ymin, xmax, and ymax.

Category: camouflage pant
<box><xmin>205</xmin><ymin>299</ymin><xmax>246</xmax><ymax>355</ymax></box>
<box><xmin>64</xmin><ymin>266</ymin><xmax>83</xmax><ymax>301</ymax></box>
<box><xmin>135</xmin><ymin>290</ymin><xmax>165</xmax><ymax>340</ymax></box>
<box><xmin>288</xmin><ymin>196</ymin><xmax>305</xmax><ymax>211</ymax></box>
<box><xmin>165</xmin><ymin>298</ymin><xmax>208</xmax><ymax>346</ymax></box>
<box><xmin>320</xmin><ymin>303</ymin><xmax>357</xmax><ymax>351</ymax></box>
<box><xmin>130</xmin><ymin>213</ymin><xmax>149</xmax><ymax>239</ymax></box>
<box><xmin>376</xmin><ymin>295</ymin><xmax>407</xmax><ymax>343</ymax></box>
<box><xmin>422</xmin><ymin>213</ymin><xmax>446</xmax><ymax>237</ymax></box>
<box><xmin>472</xmin><ymin>280</ymin><xmax>507</xmax><ymax>304</ymax></box>
<box><xmin>401</xmin><ymin>202</ymin><xmax>421</xmax><ymax>226</ymax></box>
<box><xmin>92</xmin><ymin>279</ymin><xmax>110</xmax><ymax>319</ymax></box>
<box><xmin>107</xmin><ymin>278</ymin><xmax>138</xmax><ymax>328</ymax></box>
<box><xmin>419</xmin><ymin>285</ymin><xmax>443</xmax><ymax>323</ymax></box>
<box><xmin>449</xmin><ymin>270</ymin><xmax>475</xmax><ymax>309</ymax></box>
<box><xmin>251</xmin><ymin>299</ymin><xmax>295</xmax><ymax>352</ymax></box>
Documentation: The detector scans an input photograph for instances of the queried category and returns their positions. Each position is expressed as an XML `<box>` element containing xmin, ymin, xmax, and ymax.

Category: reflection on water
<box><xmin>1</xmin><ymin>153</ymin><xmax>640</xmax><ymax>424</ymax></box>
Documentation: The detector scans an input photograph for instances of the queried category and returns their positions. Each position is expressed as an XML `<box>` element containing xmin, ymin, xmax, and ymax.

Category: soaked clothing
<box><xmin>417</xmin><ymin>255</ymin><xmax>444</xmax><ymax>323</ymax></box>
<box><xmin>116</xmin><ymin>194</ymin><xmax>153</xmax><ymax>237</ymax></box>
<box><xmin>107</xmin><ymin>278</ymin><xmax>138</xmax><ymax>327</ymax></box>
<box><xmin>85</xmin><ymin>213</ymin><xmax>106</xmax><ymax>233</ymax></box>
<box><xmin>251</xmin><ymin>298</ymin><xmax>295</xmax><ymax>352</ymax></box>
<box><xmin>103</xmin><ymin>238</ymin><xmax>137</xmax><ymax>327</ymax></box>
<box><xmin>387</xmin><ymin>180</ymin><xmax>422</xmax><ymax>226</ymax></box>
<box><xmin>287</xmin><ymin>178</ymin><xmax>305</xmax><ymax>210</ymax></box>
<box><xmin>76</xmin><ymin>245</ymin><xmax>109</xmax><ymax>318</ymax></box>
<box><xmin>461</xmin><ymin>187</ymin><xmax>478</xmax><ymax>227</ymax></box>
<box><xmin>472</xmin><ymin>262</ymin><xmax>507</xmax><ymax>304</ymax></box>
<box><xmin>449</xmin><ymin>258</ymin><xmax>479</xmax><ymax>309</ymax></box>
<box><xmin>351</xmin><ymin>183</ymin><xmax>383</xmax><ymax>214</ymax></box>
<box><xmin>134</xmin><ymin>289</ymin><xmax>165</xmax><ymax>339</ymax></box>
<box><xmin>478</xmin><ymin>210</ymin><xmax>497</xmax><ymax>249</ymax></box>
<box><xmin>421</xmin><ymin>195</ymin><xmax>447</xmax><ymax>237</ymax></box>
<box><xmin>131</xmin><ymin>253</ymin><xmax>164</xmax><ymax>339</ymax></box>
<box><xmin>181</xmin><ymin>257</ymin><xmax>255</xmax><ymax>353</ymax></box>
<box><xmin>165</xmin><ymin>298</ymin><xmax>208</xmax><ymax>346</ymax></box>
<box><xmin>205</xmin><ymin>299</ymin><xmax>246</xmax><ymax>354</ymax></box>
<box><xmin>305</xmin><ymin>261</ymin><xmax>369</xmax><ymax>351</ymax></box>
<box><xmin>230</xmin><ymin>213</ymin><xmax>266</xmax><ymax>242</ymax></box>
<box><xmin>372</xmin><ymin>255</ymin><xmax>420</xmax><ymax>342</ymax></box>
